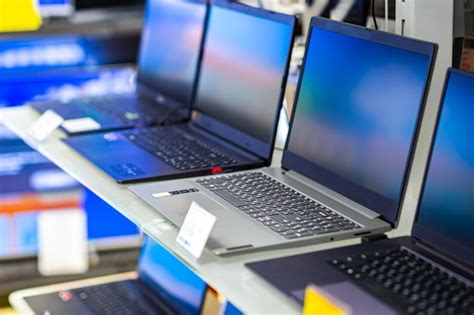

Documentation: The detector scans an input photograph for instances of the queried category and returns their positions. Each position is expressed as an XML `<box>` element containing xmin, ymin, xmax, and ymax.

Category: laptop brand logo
<box><xmin>152</xmin><ymin>188</ymin><xmax>199</xmax><ymax>198</ymax></box>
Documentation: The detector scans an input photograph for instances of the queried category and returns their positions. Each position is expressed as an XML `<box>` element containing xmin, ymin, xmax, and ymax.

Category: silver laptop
<box><xmin>129</xmin><ymin>17</ymin><xmax>438</xmax><ymax>256</ymax></box>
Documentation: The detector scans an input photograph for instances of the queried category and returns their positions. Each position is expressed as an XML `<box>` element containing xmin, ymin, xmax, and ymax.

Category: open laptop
<box><xmin>64</xmin><ymin>0</ymin><xmax>296</xmax><ymax>183</ymax></box>
<box><xmin>130</xmin><ymin>17</ymin><xmax>438</xmax><ymax>256</ymax></box>
<box><xmin>30</xmin><ymin>0</ymin><xmax>207</xmax><ymax>135</ymax></box>
<box><xmin>9</xmin><ymin>236</ymin><xmax>208</xmax><ymax>315</ymax></box>
<box><xmin>246</xmin><ymin>68</ymin><xmax>474</xmax><ymax>315</ymax></box>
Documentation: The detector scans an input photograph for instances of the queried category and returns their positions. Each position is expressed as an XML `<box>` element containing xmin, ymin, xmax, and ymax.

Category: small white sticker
<box><xmin>62</xmin><ymin>117</ymin><xmax>101</xmax><ymax>133</ymax></box>
<box><xmin>28</xmin><ymin>110</ymin><xmax>64</xmax><ymax>141</ymax></box>
<box><xmin>38</xmin><ymin>209</ymin><xmax>89</xmax><ymax>276</ymax></box>
<box><xmin>152</xmin><ymin>192</ymin><xmax>171</xmax><ymax>198</ymax></box>
<box><xmin>176</xmin><ymin>202</ymin><xmax>217</xmax><ymax>259</ymax></box>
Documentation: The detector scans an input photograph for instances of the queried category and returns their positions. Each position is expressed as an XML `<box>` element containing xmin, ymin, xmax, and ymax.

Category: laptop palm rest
<box><xmin>143</xmin><ymin>183</ymin><xmax>275</xmax><ymax>253</ymax></box>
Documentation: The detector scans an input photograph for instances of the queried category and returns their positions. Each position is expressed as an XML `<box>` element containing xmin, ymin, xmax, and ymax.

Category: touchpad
<box><xmin>291</xmin><ymin>281</ymin><xmax>399</xmax><ymax>315</ymax></box>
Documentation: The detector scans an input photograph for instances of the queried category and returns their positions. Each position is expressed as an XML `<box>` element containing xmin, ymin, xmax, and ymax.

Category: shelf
<box><xmin>0</xmin><ymin>105</ymin><xmax>419</xmax><ymax>314</ymax></box>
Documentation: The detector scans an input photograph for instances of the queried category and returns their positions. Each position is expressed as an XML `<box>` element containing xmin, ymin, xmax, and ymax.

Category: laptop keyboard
<box><xmin>330</xmin><ymin>248</ymin><xmax>474</xmax><ymax>315</ymax></box>
<box><xmin>73</xmin><ymin>282</ymin><xmax>167</xmax><ymax>315</ymax></box>
<box><xmin>196</xmin><ymin>172</ymin><xmax>361</xmax><ymax>239</ymax></box>
<box><xmin>124</xmin><ymin>127</ymin><xmax>238</xmax><ymax>171</ymax></box>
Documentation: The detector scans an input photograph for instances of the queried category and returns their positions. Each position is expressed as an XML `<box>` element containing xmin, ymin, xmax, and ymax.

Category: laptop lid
<box><xmin>137</xmin><ymin>237</ymin><xmax>207</xmax><ymax>315</ymax></box>
<box><xmin>282</xmin><ymin>17</ymin><xmax>437</xmax><ymax>226</ymax></box>
<box><xmin>136</xmin><ymin>0</ymin><xmax>207</xmax><ymax>110</ymax></box>
<box><xmin>412</xmin><ymin>69</ymin><xmax>474</xmax><ymax>269</ymax></box>
<box><xmin>191</xmin><ymin>0</ymin><xmax>295</xmax><ymax>159</ymax></box>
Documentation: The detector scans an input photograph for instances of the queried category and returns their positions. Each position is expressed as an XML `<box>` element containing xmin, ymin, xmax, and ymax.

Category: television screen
<box><xmin>38</xmin><ymin>0</ymin><xmax>74</xmax><ymax>17</ymax></box>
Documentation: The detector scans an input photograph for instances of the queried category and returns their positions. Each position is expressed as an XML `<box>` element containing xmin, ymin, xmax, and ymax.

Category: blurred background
<box><xmin>0</xmin><ymin>0</ymin><xmax>144</xmax><ymax>307</ymax></box>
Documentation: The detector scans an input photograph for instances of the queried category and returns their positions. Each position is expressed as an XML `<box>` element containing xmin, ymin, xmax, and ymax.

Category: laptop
<box><xmin>64</xmin><ymin>0</ymin><xmax>296</xmax><ymax>183</ymax></box>
<box><xmin>30</xmin><ymin>0</ymin><xmax>207</xmax><ymax>135</ymax></box>
<box><xmin>9</xmin><ymin>236</ymin><xmax>208</xmax><ymax>315</ymax></box>
<box><xmin>246</xmin><ymin>68</ymin><xmax>474</xmax><ymax>315</ymax></box>
<box><xmin>130</xmin><ymin>17</ymin><xmax>438</xmax><ymax>256</ymax></box>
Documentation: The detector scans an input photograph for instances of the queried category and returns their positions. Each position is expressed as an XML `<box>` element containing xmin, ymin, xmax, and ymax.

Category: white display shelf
<box><xmin>1</xmin><ymin>105</ymin><xmax>418</xmax><ymax>314</ymax></box>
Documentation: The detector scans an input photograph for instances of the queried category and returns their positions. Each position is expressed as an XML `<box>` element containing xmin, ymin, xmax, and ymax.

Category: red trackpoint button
<box><xmin>210</xmin><ymin>167</ymin><xmax>223</xmax><ymax>173</ymax></box>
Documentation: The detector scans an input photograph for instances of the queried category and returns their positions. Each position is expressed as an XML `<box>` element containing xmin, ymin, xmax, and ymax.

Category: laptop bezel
<box><xmin>412</xmin><ymin>68</ymin><xmax>474</xmax><ymax>269</ymax></box>
<box><xmin>281</xmin><ymin>16</ymin><xmax>437</xmax><ymax>227</ymax></box>
<box><xmin>135</xmin><ymin>0</ymin><xmax>208</xmax><ymax>115</ymax></box>
<box><xmin>190</xmin><ymin>0</ymin><xmax>296</xmax><ymax>161</ymax></box>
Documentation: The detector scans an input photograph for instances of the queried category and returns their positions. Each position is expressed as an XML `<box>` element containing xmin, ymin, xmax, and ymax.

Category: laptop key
<box><xmin>213</xmin><ymin>190</ymin><xmax>248</xmax><ymax>207</ymax></box>
<box><xmin>250</xmin><ymin>212</ymin><xmax>266</xmax><ymax>219</ymax></box>
<box><xmin>269</xmin><ymin>224</ymin><xmax>289</xmax><ymax>233</ymax></box>
<box><xmin>263</xmin><ymin>220</ymin><xmax>278</xmax><ymax>226</ymax></box>
<box><xmin>283</xmin><ymin>233</ymin><xmax>299</xmax><ymax>239</ymax></box>
<box><xmin>294</xmin><ymin>231</ymin><xmax>313</xmax><ymax>238</ymax></box>
<box><xmin>285</xmin><ymin>214</ymin><xmax>304</xmax><ymax>222</ymax></box>
<box><xmin>271</xmin><ymin>214</ymin><xmax>291</xmax><ymax>225</ymax></box>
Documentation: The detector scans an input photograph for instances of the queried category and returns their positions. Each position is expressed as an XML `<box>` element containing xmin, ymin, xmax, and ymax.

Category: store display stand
<box><xmin>0</xmin><ymin>105</ymin><xmax>370</xmax><ymax>314</ymax></box>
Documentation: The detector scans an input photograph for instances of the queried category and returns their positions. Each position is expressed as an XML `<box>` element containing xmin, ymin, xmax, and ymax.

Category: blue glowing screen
<box><xmin>39</xmin><ymin>0</ymin><xmax>70</xmax><ymax>4</ymax></box>
<box><xmin>287</xmin><ymin>27</ymin><xmax>431</xmax><ymax>220</ymax></box>
<box><xmin>417</xmin><ymin>71</ymin><xmax>474</xmax><ymax>250</ymax></box>
<box><xmin>194</xmin><ymin>5</ymin><xmax>293</xmax><ymax>143</ymax></box>
<box><xmin>137</xmin><ymin>0</ymin><xmax>206</xmax><ymax>106</ymax></box>
<box><xmin>139</xmin><ymin>238</ymin><xmax>206</xmax><ymax>315</ymax></box>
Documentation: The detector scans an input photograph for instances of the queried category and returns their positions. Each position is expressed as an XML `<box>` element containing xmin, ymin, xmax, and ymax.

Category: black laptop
<box><xmin>30</xmin><ymin>0</ymin><xmax>207</xmax><ymax>135</ymax></box>
<box><xmin>246</xmin><ymin>69</ymin><xmax>474</xmax><ymax>315</ymax></box>
<box><xmin>16</xmin><ymin>237</ymin><xmax>207</xmax><ymax>315</ymax></box>
<box><xmin>64</xmin><ymin>0</ymin><xmax>296</xmax><ymax>183</ymax></box>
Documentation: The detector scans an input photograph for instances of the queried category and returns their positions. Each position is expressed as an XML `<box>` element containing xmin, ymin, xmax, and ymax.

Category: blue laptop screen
<box><xmin>193</xmin><ymin>4</ymin><xmax>293</xmax><ymax>151</ymax></box>
<box><xmin>39</xmin><ymin>0</ymin><xmax>69</xmax><ymax>4</ymax></box>
<box><xmin>138</xmin><ymin>239</ymin><xmax>206</xmax><ymax>315</ymax></box>
<box><xmin>285</xmin><ymin>24</ymin><xmax>432</xmax><ymax>223</ymax></box>
<box><xmin>137</xmin><ymin>0</ymin><xmax>206</xmax><ymax>106</ymax></box>
<box><xmin>416</xmin><ymin>71</ymin><xmax>474</xmax><ymax>256</ymax></box>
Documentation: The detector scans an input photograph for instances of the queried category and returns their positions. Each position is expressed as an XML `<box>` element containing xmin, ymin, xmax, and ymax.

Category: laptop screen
<box><xmin>283</xmin><ymin>18</ymin><xmax>435</xmax><ymax>224</ymax></box>
<box><xmin>136</xmin><ymin>0</ymin><xmax>206</xmax><ymax>107</ymax></box>
<box><xmin>138</xmin><ymin>238</ymin><xmax>207</xmax><ymax>315</ymax></box>
<box><xmin>192</xmin><ymin>2</ymin><xmax>294</xmax><ymax>158</ymax></box>
<box><xmin>39</xmin><ymin>0</ymin><xmax>74</xmax><ymax>17</ymax></box>
<box><xmin>413</xmin><ymin>70</ymin><xmax>474</xmax><ymax>267</ymax></box>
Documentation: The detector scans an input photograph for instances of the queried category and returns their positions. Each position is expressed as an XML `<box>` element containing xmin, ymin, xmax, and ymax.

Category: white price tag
<box><xmin>176</xmin><ymin>202</ymin><xmax>217</xmax><ymax>259</ymax></box>
<box><xmin>62</xmin><ymin>117</ymin><xmax>101</xmax><ymax>133</ymax></box>
<box><xmin>38</xmin><ymin>209</ymin><xmax>89</xmax><ymax>276</ymax></box>
<box><xmin>28</xmin><ymin>110</ymin><xmax>64</xmax><ymax>141</ymax></box>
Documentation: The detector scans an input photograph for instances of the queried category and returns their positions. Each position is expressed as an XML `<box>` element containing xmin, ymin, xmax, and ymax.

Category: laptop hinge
<box><xmin>285</xmin><ymin>170</ymin><xmax>381</xmax><ymax>220</ymax></box>
<box><xmin>413</xmin><ymin>239</ymin><xmax>474</xmax><ymax>279</ymax></box>
<box><xmin>136</xmin><ymin>83</ymin><xmax>185</xmax><ymax>112</ymax></box>
<box><xmin>361</xmin><ymin>233</ymin><xmax>388</xmax><ymax>243</ymax></box>
<box><xmin>188</xmin><ymin>122</ymin><xmax>264</xmax><ymax>160</ymax></box>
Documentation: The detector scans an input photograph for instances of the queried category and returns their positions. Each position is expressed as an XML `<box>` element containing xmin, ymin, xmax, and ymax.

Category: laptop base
<box><xmin>130</xmin><ymin>167</ymin><xmax>391</xmax><ymax>256</ymax></box>
<box><xmin>246</xmin><ymin>236</ymin><xmax>473</xmax><ymax>314</ymax></box>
